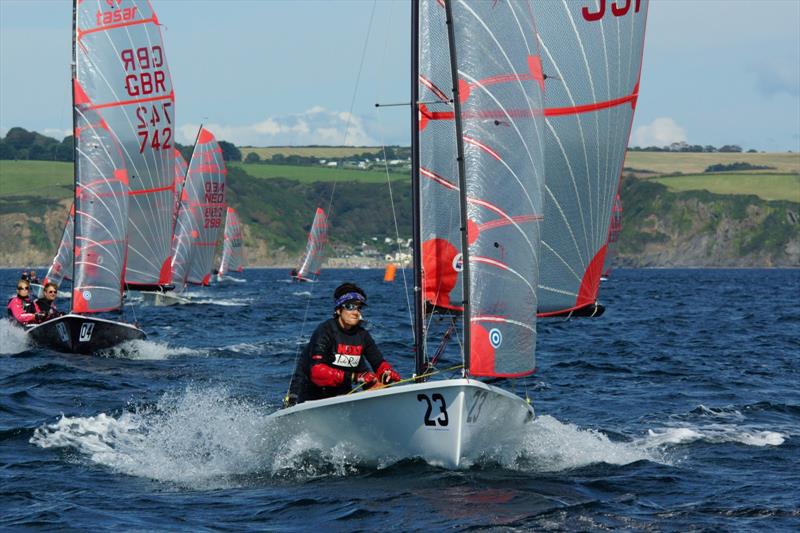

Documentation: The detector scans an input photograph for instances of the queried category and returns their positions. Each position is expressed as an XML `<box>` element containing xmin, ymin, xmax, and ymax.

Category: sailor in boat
<box><xmin>34</xmin><ymin>282</ymin><xmax>62</xmax><ymax>323</ymax></box>
<box><xmin>6</xmin><ymin>279</ymin><xmax>41</xmax><ymax>326</ymax></box>
<box><xmin>284</xmin><ymin>282</ymin><xmax>402</xmax><ymax>407</ymax></box>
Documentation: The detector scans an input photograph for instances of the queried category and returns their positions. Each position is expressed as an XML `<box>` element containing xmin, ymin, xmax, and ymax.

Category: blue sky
<box><xmin>1</xmin><ymin>0</ymin><xmax>798</xmax><ymax>152</ymax></box>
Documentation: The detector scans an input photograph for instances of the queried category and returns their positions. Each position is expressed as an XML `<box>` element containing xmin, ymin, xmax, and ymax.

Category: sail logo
<box><xmin>79</xmin><ymin>323</ymin><xmax>95</xmax><ymax>343</ymax></box>
<box><xmin>452</xmin><ymin>253</ymin><xmax>463</xmax><ymax>272</ymax></box>
<box><xmin>489</xmin><ymin>328</ymin><xmax>503</xmax><ymax>348</ymax></box>
<box><xmin>95</xmin><ymin>5</ymin><xmax>138</xmax><ymax>28</ymax></box>
<box><xmin>83</xmin><ymin>290</ymin><xmax>92</xmax><ymax>301</ymax></box>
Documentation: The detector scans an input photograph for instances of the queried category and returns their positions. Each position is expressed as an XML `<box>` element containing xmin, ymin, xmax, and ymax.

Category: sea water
<box><xmin>1</xmin><ymin>268</ymin><xmax>798</xmax><ymax>530</ymax></box>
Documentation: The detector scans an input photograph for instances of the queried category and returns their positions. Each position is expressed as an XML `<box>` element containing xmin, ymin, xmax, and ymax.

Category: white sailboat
<box><xmin>27</xmin><ymin>11</ymin><xmax>146</xmax><ymax>353</ymax></box>
<box><xmin>216</xmin><ymin>207</ymin><xmax>245</xmax><ymax>283</ymax></box>
<box><xmin>33</xmin><ymin>203</ymin><xmax>75</xmax><ymax>299</ymax></box>
<box><xmin>271</xmin><ymin>0</ymin><xmax>545</xmax><ymax>468</ymax></box>
<box><xmin>291</xmin><ymin>207</ymin><xmax>328</xmax><ymax>282</ymax></box>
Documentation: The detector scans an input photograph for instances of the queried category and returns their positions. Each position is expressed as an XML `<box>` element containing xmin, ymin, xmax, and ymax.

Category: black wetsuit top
<box><xmin>288</xmin><ymin>318</ymin><xmax>386</xmax><ymax>404</ymax></box>
<box><xmin>35</xmin><ymin>297</ymin><xmax>60</xmax><ymax>319</ymax></box>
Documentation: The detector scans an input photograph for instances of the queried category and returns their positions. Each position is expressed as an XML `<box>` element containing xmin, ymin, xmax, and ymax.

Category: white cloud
<box><xmin>631</xmin><ymin>117</ymin><xmax>687</xmax><ymax>148</ymax></box>
<box><xmin>176</xmin><ymin>107</ymin><xmax>379</xmax><ymax>147</ymax></box>
<box><xmin>42</xmin><ymin>128</ymin><xmax>71</xmax><ymax>141</ymax></box>
<box><xmin>752</xmin><ymin>60</ymin><xmax>800</xmax><ymax>99</ymax></box>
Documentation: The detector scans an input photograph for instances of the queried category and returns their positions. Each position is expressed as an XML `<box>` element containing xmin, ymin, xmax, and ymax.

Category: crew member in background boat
<box><xmin>6</xmin><ymin>279</ymin><xmax>41</xmax><ymax>326</ymax></box>
<box><xmin>34</xmin><ymin>282</ymin><xmax>62</xmax><ymax>322</ymax></box>
<box><xmin>284</xmin><ymin>282</ymin><xmax>402</xmax><ymax>407</ymax></box>
<box><xmin>28</xmin><ymin>270</ymin><xmax>39</xmax><ymax>284</ymax></box>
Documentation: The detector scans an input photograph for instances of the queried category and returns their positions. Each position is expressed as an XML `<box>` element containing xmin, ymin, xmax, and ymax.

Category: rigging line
<box><xmin>288</xmin><ymin>0</ymin><xmax>379</xmax><ymax>399</ymax></box>
<box><xmin>373</xmin><ymin>0</ymin><xmax>414</xmax><ymax>342</ymax></box>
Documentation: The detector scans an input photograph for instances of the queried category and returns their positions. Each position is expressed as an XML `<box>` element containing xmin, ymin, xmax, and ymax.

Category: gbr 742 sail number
<box><xmin>135</xmin><ymin>102</ymin><xmax>172</xmax><ymax>154</ymax></box>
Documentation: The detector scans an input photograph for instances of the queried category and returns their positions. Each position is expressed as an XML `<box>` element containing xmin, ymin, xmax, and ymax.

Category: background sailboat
<box><xmin>34</xmin><ymin>203</ymin><xmax>75</xmax><ymax>299</ymax></box>
<box><xmin>71</xmin><ymin>0</ymin><xmax>176</xmax><ymax>292</ymax></box>
<box><xmin>274</xmin><ymin>0</ymin><xmax>544</xmax><ymax>468</ymax></box>
<box><xmin>27</xmin><ymin>80</ymin><xmax>144</xmax><ymax>353</ymax></box>
<box><xmin>292</xmin><ymin>207</ymin><xmax>328</xmax><ymax>282</ymax></box>
<box><xmin>184</xmin><ymin>128</ymin><xmax>227</xmax><ymax>287</ymax></box>
<box><xmin>535</xmin><ymin>0</ymin><xmax>648</xmax><ymax>317</ymax></box>
<box><xmin>216</xmin><ymin>207</ymin><xmax>245</xmax><ymax>283</ymax></box>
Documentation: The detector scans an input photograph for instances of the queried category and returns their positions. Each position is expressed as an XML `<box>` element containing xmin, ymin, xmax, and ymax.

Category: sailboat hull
<box><xmin>26</xmin><ymin>314</ymin><xmax>146</xmax><ymax>354</ymax></box>
<box><xmin>139</xmin><ymin>291</ymin><xmax>191</xmax><ymax>307</ymax></box>
<box><xmin>269</xmin><ymin>378</ymin><xmax>534</xmax><ymax>468</ymax></box>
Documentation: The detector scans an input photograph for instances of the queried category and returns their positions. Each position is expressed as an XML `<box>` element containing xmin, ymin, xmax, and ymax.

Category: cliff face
<box><xmin>616</xmin><ymin>177</ymin><xmax>800</xmax><ymax>267</ymax></box>
<box><xmin>2</xmin><ymin>174</ymin><xmax>798</xmax><ymax>268</ymax></box>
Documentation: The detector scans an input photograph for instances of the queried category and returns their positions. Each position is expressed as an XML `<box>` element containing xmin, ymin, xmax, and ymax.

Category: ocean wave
<box><xmin>96</xmin><ymin>340</ymin><xmax>200</xmax><ymax>360</ymax></box>
<box><xmin>0</xmin><ymin>319</ymin><xmax>32</xmax><ymax>355</ymax></box>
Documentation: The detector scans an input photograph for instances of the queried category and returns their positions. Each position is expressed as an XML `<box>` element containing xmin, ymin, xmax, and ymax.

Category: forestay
<box><xmin>185</xmin><ymin>128</ymin><xmax>227</xmax><ymax>286</ymax></box>
<box><xmin>535</xmin><ymin>0</ymin><xmax>648</xmax><ymax>315</ymax></box>
<box><xmin>44</xmin><ymin>204</ymin><xmax>75</xmax><ymax>287</ymax></box>
<box><xmin>296</xmin><ymin>208</ymin><xmax>328</xmax><ymax>281</ymax></box>
<box><xmin>71</xmin><ymin>82</ymin><xmax>130</xmax><ymax>313</ymax></box>
<box><xmin>420</xmin><ymin>0</ymin><xmax>546</xmax><ymax>377</ymax></box>
<box><xmin>219</xmin><ymin>208</ymin><xmax>244</xmax><ymax>276</ymax></box>
<box><xmin>75</xmin><ymin>0</ymin><xmax>175</xmax><ymax>288</ymax></box>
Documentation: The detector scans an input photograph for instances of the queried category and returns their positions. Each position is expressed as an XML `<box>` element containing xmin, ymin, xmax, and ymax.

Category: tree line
<box><xmin>0</xmin><ymin>127</ymin><xmax>242</xmax><ymax>162</ymax></box>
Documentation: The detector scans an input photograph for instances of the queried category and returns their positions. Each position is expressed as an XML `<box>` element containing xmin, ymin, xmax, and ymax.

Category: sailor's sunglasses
<box><xmin>17</xmin><ymin>286</ymin><xmax>29</xmax><ymax>291</ymax></box>
<box><xmin>341</xmin><ymin>302</ymin><xmax>363</xmax><ymax>311</ymax></box>
<box><xmin>45</xmin><ymin>290</ymin><xmax>57</xmax><ymax>294</ymax></box>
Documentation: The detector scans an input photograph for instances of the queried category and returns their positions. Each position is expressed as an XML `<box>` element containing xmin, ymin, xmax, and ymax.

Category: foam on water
<box><xmin>293</xmin><ymin>291</ymin><xmax>312</xmax><ymax>297</ymax></box>
<box><xmin>504</xmin><ymin>415</ymin><xmax>663</xmax><ymax>472</ymax></box>
<box><xmin>97</xmin><ymin>339</ymin><xmax>200</xmax><ymax>360</ymax></box>
<box><xmin>31</xmin><ymin>386</ymin><xmax>273</xmax><ymax>488</ymax></box>
<box><xmin>0</xmin><ymin>319</ymin><xmax>31</xmax><ymax>354</ymax></box>
<box><xmin>642</xmin><ymin>424</ymin><xmax>786</xmax><ymax>447</ymax></box>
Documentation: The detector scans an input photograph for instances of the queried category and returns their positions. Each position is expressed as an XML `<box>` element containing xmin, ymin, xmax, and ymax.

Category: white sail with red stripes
<box><xmin>418</xmin><ymin>0</ymin><xmax>545</xmax><ymax>377</ymax></box>
<box><xmin>172</xmin><ymin>148</ymin><xmax>188</xmax><ymax>231</ymax></box>
<box><xmin>219</xmin><ymin>207</ymin><xmax>245</xmax><ymax>276</ymax></box>
<box><xmin>75</xmin><ymin>0</ymin><xmax>175</xmax><ymax>289</ymax></box>
<box><xmin>70</xmin><ymin>81</ymin><xmax>130</xmax><ymax>313</ymax></box>
<box><xmin>296</xmin><ymin>208</ymin><xmax>328</xmax><ymax>281</ymax></box>
<box><xmin>418</xmin><ymin>0</ymin><xmax>464</xmax><ymax>312</ymax></box>
<box><xmin>44</xmin><ymin>203</ymin><xmax>75</xmax><ymax>287</ymax></box>
<box><xmin>169</xmin><ymin>150</ymin><xmax>193</xmax><ymax>291</ymax></box>
<box><xmin>185</xmin><ymin>128</ymin><xmax>227</xmax><ymax>286</ymax></box>
<box><xmin>534</xmin><ymin>0</ymin><xmax>648</xmax><ymax>315</ymax></box>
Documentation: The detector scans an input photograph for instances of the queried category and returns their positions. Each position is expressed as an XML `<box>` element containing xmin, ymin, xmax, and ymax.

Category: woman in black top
<box><xmin>285</xmin><ymin>282</ymin><xmax>401</xmax><ymax>406</ymax></box>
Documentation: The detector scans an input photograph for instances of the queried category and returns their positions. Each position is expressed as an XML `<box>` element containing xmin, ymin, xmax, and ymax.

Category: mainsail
<box><xmin>296</xmin><ymin>208</ymin><xmax>328</xmax><ymax>281</ymax></box>
<box><xmin>534</xmin><ymin>0</ymin><xmax>648</xmax><ymax>315</ymax></box>
<box><xmin>44</xmin><ymin>203</ymin><xmax>75</xmax><ymax>287</ymax></box>
<box><xmin>71</xmin><ymin>81</ymin><xmax>130</xmax><ymax>313</ymax></box>
<box><xmin>417</xmin><ymin>0</ymin><xmax>545</xmax><ymax>377</ymax></box>
<box><xmin>75</xmin><ymin>0</ymin><xmax>175</xmax><ymax>289</ymax></box>
<box><xmin>219</xmin><ymin>207</ymin><xmax>245</xmax><ymax>276</ymax></box>
<box><xmin>185</xmin><ymin>128</ymin><xmax>227</xmax><ymax>286</ymax></box>
<box><xmin>172</xmin><ymin>148</ymin><xmax>188</xmax><ymax>230</ymax></box>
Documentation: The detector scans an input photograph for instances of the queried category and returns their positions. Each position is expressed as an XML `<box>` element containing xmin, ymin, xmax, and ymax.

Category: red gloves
<box><xmin>376</xmin><ymin>361</ymin><xmax>401</xmax><ymax>384</ymax></box>
<box><xmin>310</xmin><ymin>364</ymin><xmax>346</xmax><ymax>387</ymax></box>
<box><xmin>353</xmin><ymin>371</ymin><xmax>378</xmax><ymax>388</ymax></box>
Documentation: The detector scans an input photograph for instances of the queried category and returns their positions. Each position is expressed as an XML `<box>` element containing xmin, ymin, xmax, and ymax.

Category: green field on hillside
<box><xmin>239</xmin><ymin>146</ymin><xmax>383</xmax><ymax>160</ymax></box>
<box><xmin>0</xmin><ymin>161</ymin><xmax>72</xmax><ymax>198</ymax></box>
<box><xmin>625</xmin><ymin>152</ymin><xmax>800</xmax><ymax>175</ymax></box>
<box><xmin>651</xmin><ymin>173</ymin><xmax>800</xmax><ymax>202</ymax></box>
<box><xmin>229</xmin><ymin>163</ymin><xmax>407</xmax><ymax>183</ymax></box>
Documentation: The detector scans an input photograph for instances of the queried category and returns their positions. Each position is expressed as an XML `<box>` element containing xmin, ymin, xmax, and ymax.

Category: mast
<box><xmin>443</xmin><ymin>0</ymin><xmax>471</xmax><ymax>374</ymax></box>
<box><xmin>410</xmin><ymin>0</ymin><xmax>426</xmax><ymax>378</ymax></box>
<box><xmin>69</xmin><ymin>0</ymin><xmax>78</xmax><ymax>314</ymax></box>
